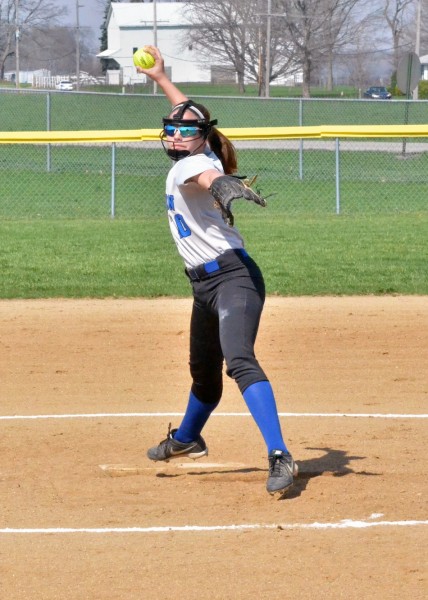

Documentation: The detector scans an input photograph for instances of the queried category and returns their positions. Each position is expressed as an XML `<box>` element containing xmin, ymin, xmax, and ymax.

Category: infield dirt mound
<box><xmin>0</xmin><ymin>296</ymin><xmax>426</xmax><ymax>599</ymax></box>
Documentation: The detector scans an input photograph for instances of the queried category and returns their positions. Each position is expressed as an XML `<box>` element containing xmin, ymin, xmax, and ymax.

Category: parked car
<box><xmin>363</xmin><ymin>86</ymin><xmax>392</xmax><ymax>99</ymax></box>
<box><xmin>55</xmin><ymin>81</ymin><xmax>74</xmax><ymax>91</ymax></box>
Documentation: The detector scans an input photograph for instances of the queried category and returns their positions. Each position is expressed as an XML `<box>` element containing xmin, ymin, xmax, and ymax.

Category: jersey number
<box><xmin>174</xmin><ymin>214</ymin><xmax>191</xmax><ymax>238</ymax></box>
<box><xmin>167</xmin><ymin>195</ymin><xmax>191</xmax><ymax>239</ymax></box>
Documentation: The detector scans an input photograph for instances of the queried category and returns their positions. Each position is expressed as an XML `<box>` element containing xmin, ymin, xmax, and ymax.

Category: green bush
<box><xmin>388</xmin><ymin>73</ymin><xmax>404</xmax><ymax>97</ymax></box>
<box><xmin>418</xmin><ymin>80</ymin><xmax>428</xmax><ymax>99</ymax></box>
<box><xmin>389</xmin><ymin>85</ymin><xmax>404</xmax><ymax>97</ymax></box>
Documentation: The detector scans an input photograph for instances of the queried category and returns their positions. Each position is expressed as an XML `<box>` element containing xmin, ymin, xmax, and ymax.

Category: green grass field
<box><xmin>0</xmin><ymin>90</ymin><xmax>426</xmax><ymax>299</ymax></box>
<box><xmin>0</xmin><ymin>214</ymin><xmax>426</xmax><ymax>299</ymax></box>
<box><xmin>1</xmin><ymin>88</ymin><xmax>427</xmax><ymax>132</ymax></box>
<box><xmin>91</xmin><ymin>82</ymin><xmax>363</xmax><ymax>98</ymax></box>
<box><xmin>1</xmin><ymin>146</ymin><xmax>427</xmax><ymax>219</ymax></box>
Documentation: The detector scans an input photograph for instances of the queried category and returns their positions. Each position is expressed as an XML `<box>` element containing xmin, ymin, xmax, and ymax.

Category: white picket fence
<box><xmin>33</xmin><ymin>72</ymin><xmax>101</xmax><ymax>89</ymax></box>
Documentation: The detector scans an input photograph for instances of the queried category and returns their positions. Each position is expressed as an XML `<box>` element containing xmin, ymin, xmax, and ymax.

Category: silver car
<box><xmin>55</xmin><ymin>81</ymin><xmax>74</xmax><ymax>91</ymax></box>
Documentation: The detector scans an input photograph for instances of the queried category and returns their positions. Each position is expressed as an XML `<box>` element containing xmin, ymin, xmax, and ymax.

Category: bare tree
<box><xmin>272</xmin><ymin>0</ymin><xmax>390</xmax><ymax>95</ymax></box>
<box><xmin>383</xmin><ymin>0</ymin><xmax>415</xmax><ymax>72</ymax></box>
<box><xmin>0</xmin><ymin>0</ymin><xmax>66</xmax><ymax>78</ymax></box>
<box><xmin>270</xmin><ymin>0</ymin><xmax>329</xmax><ymax>97</ymax></box>
<box><xmin>185</xmin><ymin>0</ymin><xmax>377</xmax><ymax>96</ymax></box>
<box><xmin>13</xmin><ymin>24</ymin><xmax>99</xmax><ymax>76</ymax></box>
<box><xmin>401</xmin><ymin>0</ymin><xmax>428</xmax><ymax>56</ymax></box>
<box><xmin>336</xmin><ymin>12</ymin><xmax>382</xmax><ymax>89</ymax></box>
<box><xmin>416</xmin><ymin>0</ymin><xmax>428</xmax><ymax>52</ymax></box>
<box><xmin>183</xmin><ymin>0</ymin><xmax>301</xmax><ymax>94</ymax></box>
<box><xmin>313</xmin><ymin>0</ymin><xmax>364</xmax><ymax>90</ymax></box>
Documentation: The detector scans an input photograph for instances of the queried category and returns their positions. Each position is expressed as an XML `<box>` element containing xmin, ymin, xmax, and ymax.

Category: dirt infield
<box><xmin>1</xmin><ymin>296</ymin><xmax>427</xmax><ymax>600</ymax></box>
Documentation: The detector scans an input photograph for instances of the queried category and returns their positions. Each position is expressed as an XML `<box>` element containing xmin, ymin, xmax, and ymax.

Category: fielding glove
<box><xmin>209</xmin><ymin>175</ymin><xmax>266</xmax><ymax>226</ymax></box>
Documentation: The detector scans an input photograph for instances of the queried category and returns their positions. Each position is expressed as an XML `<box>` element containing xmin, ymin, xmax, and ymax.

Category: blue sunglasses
<box><xmin>163</xmin><ymin>125</ymin><xmax>202</xmax><ymax>138</ymax></box>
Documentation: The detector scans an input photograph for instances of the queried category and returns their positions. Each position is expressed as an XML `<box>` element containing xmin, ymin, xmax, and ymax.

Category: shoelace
<box><xmin>269</xmin><ymin>453</ymin><xmax>285</xmax><ymax>475</ymax></box>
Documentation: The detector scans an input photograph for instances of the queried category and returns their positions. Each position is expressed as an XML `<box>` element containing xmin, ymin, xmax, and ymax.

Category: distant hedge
<box><xmin>418</xmin><ymin>80</ymin><xmax>428</xmax><ymax>99</ymax></box>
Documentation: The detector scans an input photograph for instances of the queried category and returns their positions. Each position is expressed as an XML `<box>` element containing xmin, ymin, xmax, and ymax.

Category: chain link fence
<box><xmin>0</xmin><ymin>88</ymin><xmax>427</xmax><ymax>219</ymax></box>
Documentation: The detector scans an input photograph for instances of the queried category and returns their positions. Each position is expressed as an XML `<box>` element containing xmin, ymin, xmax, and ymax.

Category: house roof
<box><xmin>97</xmin><ymin>48</ymin><xmax>121</xmax><ymax>58</ymax></box>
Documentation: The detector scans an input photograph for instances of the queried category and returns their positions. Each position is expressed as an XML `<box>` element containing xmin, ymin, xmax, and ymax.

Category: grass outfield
<box><xmin>1</xmin><ymin>146</ymin><xmax>427</xmax><ymax>219</ymax></box>
<box><xmin>0</xmin><ymin>214</ymin><xmax>426</xmax><ymax>299</ymax></box>
<box><xmin>0</xmin><ymin>92</ymin><xmax>426</xmax><ymax>299</ymax></box>
<box><xmin>1</xmin><ymin>90</ymin><xmax>428</xmax><ymax>132</ymax></box>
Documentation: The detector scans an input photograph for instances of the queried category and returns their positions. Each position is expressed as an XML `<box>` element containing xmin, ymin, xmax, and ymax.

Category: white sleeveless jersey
<box><xmin>165</xmin><ymin>149</ymin><xmax>245</xmax><ymax>268</ymax></box>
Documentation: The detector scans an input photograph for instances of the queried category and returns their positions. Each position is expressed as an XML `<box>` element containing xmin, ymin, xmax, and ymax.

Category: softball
<box><xmin>133</xmin><ymin>48</ymin><xmax>155</xmax><ymax>69</ymax></box>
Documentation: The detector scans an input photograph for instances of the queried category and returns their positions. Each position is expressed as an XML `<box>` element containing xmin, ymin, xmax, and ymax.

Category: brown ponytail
<box><xmin>207</xmin><ymin>128</ymin><xmax>238</xmax><ymax>175</ymax></box>
<box><xmin>190</xmin><ymin>101</ymin><xmax>238</xmax><ymax>175</ymax></box>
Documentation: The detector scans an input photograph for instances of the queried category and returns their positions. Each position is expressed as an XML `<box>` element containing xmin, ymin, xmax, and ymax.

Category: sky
<box><xmin>57</xmin><ymin>0</ymin><xmax>105</xmax><ymax>39</ymax></box>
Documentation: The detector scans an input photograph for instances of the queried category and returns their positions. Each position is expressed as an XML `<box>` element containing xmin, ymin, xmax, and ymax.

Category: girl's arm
<box><xmin>136</xmin><ymin>46</ymin><xmax>188</xmax><ymax>107</ymax></box>
<box><xmin>191</xmin><ymin>169</ymin><xmax>223</xmax><ymax>190</ymax></box>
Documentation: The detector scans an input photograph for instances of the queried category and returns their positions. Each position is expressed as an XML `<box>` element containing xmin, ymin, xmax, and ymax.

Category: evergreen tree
<box><xmin>99</xmin><ymin>0</ymin><xmax>122</xmax><ymax>73</ymax></box>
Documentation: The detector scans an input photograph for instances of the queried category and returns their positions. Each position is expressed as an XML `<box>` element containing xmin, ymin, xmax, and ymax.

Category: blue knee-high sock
<box><xmin>174</xmin><ymin>391</ymin><xmax>219</xmax><ymax>443</ymax></box>
<box><xmin>242</xmin><ymin>381</ymin><xmax>288</xmax><ymax>454</ymax></box>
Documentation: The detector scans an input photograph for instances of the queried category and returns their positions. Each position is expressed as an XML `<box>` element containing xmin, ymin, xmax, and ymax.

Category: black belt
<box><xmin>185</xmin><ymin>248</ymin><xmax>249</xmax><ymax>282</ymax></box>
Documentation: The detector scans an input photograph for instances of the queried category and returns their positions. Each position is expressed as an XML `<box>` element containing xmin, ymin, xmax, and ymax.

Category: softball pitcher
<box><xmin>137</xmin><ymin>47</ymin><xmax>297</xmax><ymax>496</ymax></box>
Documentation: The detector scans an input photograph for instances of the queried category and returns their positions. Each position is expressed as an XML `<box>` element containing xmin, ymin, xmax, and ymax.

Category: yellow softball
<box><xmin>133</xmin><ymin>48</ymin><xmax>155</xmax><ymax>69</ymax></box>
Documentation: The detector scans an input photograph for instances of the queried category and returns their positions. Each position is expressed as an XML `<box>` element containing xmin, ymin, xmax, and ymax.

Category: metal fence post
<box><xmin>111</xmin><ymin>142</ymin><xmax>116</xmax><ymax>218</ymax></box>
<box><xmin>402</xmin><ymin>99</ymin><xmax>410</xmax><ymax>156</ymax></box>
<box><xmin>46</xmin><ymin>92</ymin><xmax>51</xmax><ymax>172</ymax></box>
<box><xmin>299</xmin><ymin>98</ymin><xmax>304</xmax><ymax>180</ymax></box>
<box><xmin>335</xmin><ymin>138</ymin><xmax>341</xmax><ymax>215</ymax></box>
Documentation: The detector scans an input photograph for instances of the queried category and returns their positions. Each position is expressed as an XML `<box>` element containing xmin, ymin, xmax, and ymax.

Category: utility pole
<box><xmin>414</xmin><ymin>0</ymin><xmax>422</xmax><ymax>100</ymax></box>
<box><xmin>15</xmin><ymin>0</ymin><xmax>20</xmax><ymax>88</ymax></box>
<box><xmin>153</xmin><ymin>0</ymin><xmax>158</xmax><ymax>94</ymax></box>
<box><xmin>265</xmin><ymin>0</ymin><xmax>271</xmax><ymax>98</ymax></box>
<box><xmin>76</xmin><ymin>1</ymin><xmax>82</xmax><ymax>90</ymax></box>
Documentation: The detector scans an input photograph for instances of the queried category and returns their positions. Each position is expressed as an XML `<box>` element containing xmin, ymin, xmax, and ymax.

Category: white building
<box><xmin>97</xmin><ymin>2</ymin><xmax>213</xmax><ymax>85</ymax></box>
<box><xmin>420</xmin><ymin>54</ymin><xmax>428</xmax><ymax>80</ymax></box>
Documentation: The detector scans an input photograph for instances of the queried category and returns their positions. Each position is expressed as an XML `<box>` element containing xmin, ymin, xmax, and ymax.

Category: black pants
<box><xmin>186</xmin><ymin>249</ymin><xmax>268</xmax><ymax>405</ymax></box>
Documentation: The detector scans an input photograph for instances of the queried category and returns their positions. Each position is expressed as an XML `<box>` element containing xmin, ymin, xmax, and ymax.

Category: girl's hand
<box><xmin>136</xmin><ymin>45</ymin><xmax>188</xmax><ymax>107</ymax></box>
<box><xmin>135</xmin><ymin>46</ymin><xmax>164</xmax><ymax>79</ymax></box>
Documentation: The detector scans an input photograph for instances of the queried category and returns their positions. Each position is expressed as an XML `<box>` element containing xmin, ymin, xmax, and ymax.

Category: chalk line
<box><xmin>99</xmin><ymin>462</ymin><xmax>247</xmax><ymax>476</ymax></box>
<box><xmin>0</xmin><ymin>412</ymin><xmax>427</xmax><ymax>421</ymax></box>
<box><xmin>1</xmin><ymin>519</ymin><xmax>427</xmax><ymax>535</ymax></box>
